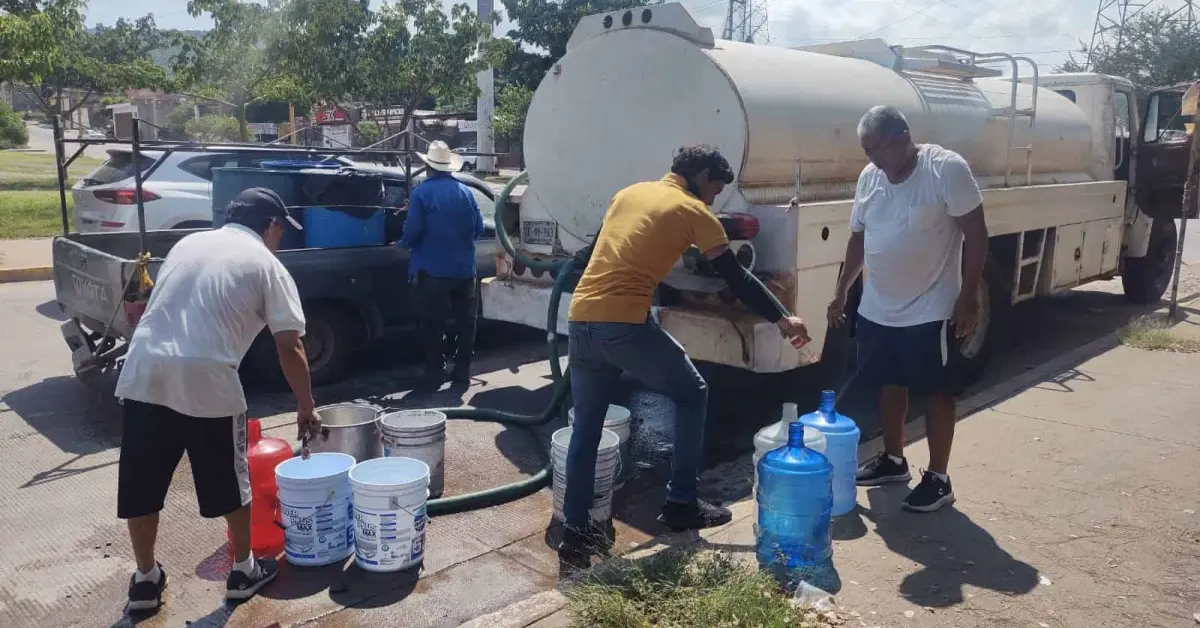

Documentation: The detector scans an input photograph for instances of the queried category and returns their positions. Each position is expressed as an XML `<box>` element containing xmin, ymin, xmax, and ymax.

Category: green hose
<box><xmin>424</xmin><ymin>170</ymin><xmax>577</xmax><ymax>516</ymax></box>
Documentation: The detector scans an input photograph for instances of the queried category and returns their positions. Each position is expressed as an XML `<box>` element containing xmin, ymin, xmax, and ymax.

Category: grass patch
<box><xmin>1117</xmin><ymin>314</ymin><xmax>1200</xmax><ymax>353</ymax></box>
<box><xmin>565</xmin><ymin>549</ymin><xmax>842</xmax><ymax>628</ymax></box>
<box><xmin>0</xmin><ymin>190</ymin><xmax>73</xmax><ymax>239</ymax></box>
<box><xmin>0</xmin><ymin>151</ymin><xmax>104</xmax><ymax>190</ymax></box>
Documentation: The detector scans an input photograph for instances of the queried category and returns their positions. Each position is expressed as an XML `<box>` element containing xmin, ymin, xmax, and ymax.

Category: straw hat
<box><xmin>417</xmin><ymin>140</ymin><xmax>464</xmax><ymax>173</ymax></box>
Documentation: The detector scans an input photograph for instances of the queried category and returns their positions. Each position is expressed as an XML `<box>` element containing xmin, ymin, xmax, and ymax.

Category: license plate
<box><xmin>521</xmin><ymin>220</ymin><xmax>556</xmax><ymax>246</ymax></box>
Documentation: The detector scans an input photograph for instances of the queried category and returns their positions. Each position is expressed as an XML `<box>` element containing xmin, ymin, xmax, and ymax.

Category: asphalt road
<box><xmin>0</xmin><ymin>269</ymin><xmax>1193</xmax><ymax>627</ymax></box>
<box><xmin>24</xmin><ymin>121</ymin><xmax>108</xmax><ymax>160</ymax></box>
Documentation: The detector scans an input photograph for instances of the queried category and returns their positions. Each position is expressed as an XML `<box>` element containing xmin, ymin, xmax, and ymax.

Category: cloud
<box><xmin>684</xmin><ymin>0</ymin><xmax>1119</xmax><ymax>69</ymax></box>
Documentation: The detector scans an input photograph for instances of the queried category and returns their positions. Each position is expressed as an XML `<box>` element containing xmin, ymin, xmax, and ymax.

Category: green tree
<box><xmin>173</xmin><ymin>0</ymin><xmax>303</xmax><ymax>141</ymax></box>
<box><xmin>0</xmin><ymin>102</ymin><xmax>29</xmax><ymax>148</ymax></box>
<box><xmin>357</xmin><ymin>0</ymin><xmax>505</xmax><ymax>138</ymax></box>
<box><xmin>1061</xmin><ymin>9</ymin><xmax>1200</xmax><ymax>95</ymax></box>
<box><xmin>356</xmin><ymin>119</ymin><xmax>381</xmax><ymax>144</ymax></box>
<box><xmin>494</xmin><ymin>83</ymin><xmax>532</xmax><ymax>141</ymax></box>
<box><xmin>497</xmin><ymin>0</ymin><xmax>649</xmax><ymax>91</ymax></box>
<box><xmin>0</xmin><ymin>0</ymin><xmax>169</xmax><ymax>119</ymax></box>
<box><xmin>184</xmin><ymin>114</ymin><xmax>240</xmax><ymax>142</ymax></box>
<box><xmin>166</xmin><ymin>102</ymin><xmax>195</xmax><ymax>140</ymax></box>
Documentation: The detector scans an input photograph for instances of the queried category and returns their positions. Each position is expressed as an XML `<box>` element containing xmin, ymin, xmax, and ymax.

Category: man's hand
<box><xmin>827</xmin><ymin>293</ymin><xmax>848</xmax><ymax>328</ymax></box>
<box><xmin>297</xmin><ymin>406</ymin><xmax>322</xmax><ymax>448</ymax></box>
<box><xmin>952</xmin><ymin>291</ymin><xmax>980</xmax><ymax>338</ymax></box>
<box><xmin>777</xmin><ymin>315</ymin><xmax>811</xmax><ymax>347</ymax></box>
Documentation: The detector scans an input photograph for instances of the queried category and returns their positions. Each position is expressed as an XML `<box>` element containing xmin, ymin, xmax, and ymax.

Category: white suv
<box><xmin>73</xmin><ymin>148</ymin><xmax>247</xmax><ymax>232</ymax></box>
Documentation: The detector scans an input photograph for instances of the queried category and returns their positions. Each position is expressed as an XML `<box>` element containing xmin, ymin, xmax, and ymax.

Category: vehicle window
<box><xmin>178</xmin><ymin>154</ymin><xmax>240</xmax><ymax>181</ymax></box>
<box><xmin>178</xmin><ymin>156</ymin><xmax>213</xmax><ymax>180</ymax></box>
<box><xmin>1143</xmin><ymin>91</ymin><xmax>1187</xmax><ymax>143</ymax></box>
<box><xmin>82</xmin><ymin>152</ymin><xmax>156</xmax><ymax>186</ymax></box>
<box><xmin>1114</xmin><ymin>92</ymin><xmax>1130</xmax><ymax>138</ymax></box>
<box><xmin>1055</xmin><ymin>89</ymin><xmax>1077</xmax><ymax>103</ymax></box>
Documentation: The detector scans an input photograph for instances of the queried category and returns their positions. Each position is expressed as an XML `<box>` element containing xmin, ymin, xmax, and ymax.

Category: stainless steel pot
<box><xmin>309</xmin><ymin>403</ymin><xmax>382</xmax><ymax>462</ymax></box>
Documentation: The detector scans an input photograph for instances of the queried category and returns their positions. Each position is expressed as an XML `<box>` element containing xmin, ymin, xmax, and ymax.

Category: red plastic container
<box><xmin>229</xmin><ymin>419</ymin><xmax>292</xmax><ymax>557</ymax></box>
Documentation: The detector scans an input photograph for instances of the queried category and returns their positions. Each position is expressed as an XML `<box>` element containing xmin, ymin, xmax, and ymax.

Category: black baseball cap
<box><xmin>226</xmin><ymin>187</ymin><xmax>303</xmax><ymax>230</ymax></box>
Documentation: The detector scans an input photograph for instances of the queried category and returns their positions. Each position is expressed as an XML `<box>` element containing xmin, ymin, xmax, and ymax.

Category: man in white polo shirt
<box><xmin>828</xmin><ymin>106</ymin><xmax>988</xmax><ymax>513</ymax></box>
<box><xmin>114</xmin><ymin>188</ymin><xmax>321</xmax><ymax>612</ymax></box>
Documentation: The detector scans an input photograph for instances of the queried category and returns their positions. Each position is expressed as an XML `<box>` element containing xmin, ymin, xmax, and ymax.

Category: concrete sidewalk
<box><xmin>473</xmin><ymin>333</ymin><xmax>1200</xmax><ymax>627</ymax></box>
<box><xmin>0</xmin><ymin>237</ymin><xmax>53</xmax><ymax>282</ymax></box>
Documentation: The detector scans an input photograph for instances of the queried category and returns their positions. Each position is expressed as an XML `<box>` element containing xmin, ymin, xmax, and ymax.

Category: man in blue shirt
<box><xmin>401</xmin><ymin>141</ymin><xmax>485</xmax><ymax>388</ymax></box>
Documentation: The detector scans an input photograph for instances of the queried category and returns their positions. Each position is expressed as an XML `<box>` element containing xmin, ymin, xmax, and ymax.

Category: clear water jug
<box><xmin>756</xmin><ymin>422</ymin><xmax>835</xmax><ymax>590</ymax></box>
<box><xmin>752</xmin><ymin>402</ymin><xmax>826</xmax><ymax>489</ymax></box>
<box><xmin>799</xmin><ymin>390</ymin><xmax>860</xmax><ymax>516</ymax></box>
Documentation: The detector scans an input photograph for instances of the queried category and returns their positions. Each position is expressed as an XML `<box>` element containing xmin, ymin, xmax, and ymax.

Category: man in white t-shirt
<box><xmin>828</xmin><ymin>106</ymin><xmax>988</xmax><ymax>513</ymax></box>
<box><xmin>114</xmin><ymin>188</ymin><xmax>321</xmax><ymax>612</ymax></box>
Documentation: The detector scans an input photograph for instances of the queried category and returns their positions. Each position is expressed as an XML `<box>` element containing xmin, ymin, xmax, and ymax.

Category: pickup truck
<box><xmin>54</xmin><ymin>166</ymin><xmax>499</xmax><ymax>390</ymax></box>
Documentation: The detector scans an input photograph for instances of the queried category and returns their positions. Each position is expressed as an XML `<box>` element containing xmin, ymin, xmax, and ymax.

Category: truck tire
<box><xmin>240</xmin><ymin>303</ymin><xmax>359</xmax><ymax>391</ymax></box>
<box><xmin>955</xmin><ymin>257</ymin><xmax>1010</xmax><ymax>388</ymax></box>
<box><xmin>1121</xmin><ymin>217</ymin><xmax>1177</xmax><ymax>305</ymax></box>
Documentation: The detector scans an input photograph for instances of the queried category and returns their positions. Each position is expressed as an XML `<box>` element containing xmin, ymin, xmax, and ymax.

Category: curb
<box><xmin>457</xmin><ymin>591</ymin><xmax>569</xmax><ymax>628</ymax></box>
<box><xmin>457</xmin><ymin>331</ymin><xmax>1126</xmax><ymax>628</ymax></box>
<box><xmin>0</xmin><ymin>266</ymin><xmax>52</xmax><ymax>284</ymax></box>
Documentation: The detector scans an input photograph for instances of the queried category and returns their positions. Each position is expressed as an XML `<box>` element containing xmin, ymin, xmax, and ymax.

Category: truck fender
<box><xmin>1122</xmin><ymin>207</ymin><xmax>1154</xmax><ymax>259</ymax></box>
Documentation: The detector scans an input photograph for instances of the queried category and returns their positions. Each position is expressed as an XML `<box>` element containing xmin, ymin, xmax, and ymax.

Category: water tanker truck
<box><xmin>481</xmin><ymin>2</ymin><xmax>1185</xmax><ymax>385</ymax></box>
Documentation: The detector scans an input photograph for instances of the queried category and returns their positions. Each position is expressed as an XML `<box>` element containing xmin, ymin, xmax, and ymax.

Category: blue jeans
<box><xmin>564</xmin><ymin>318</ymin><xmax>709</xmax><ymax>528</ymax></box>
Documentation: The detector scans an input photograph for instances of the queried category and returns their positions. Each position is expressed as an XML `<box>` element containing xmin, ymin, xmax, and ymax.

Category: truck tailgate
<box><xmin>52</xmin><ymin>237</ymin><xmax>137</xmax><ymax>337</ymax></box>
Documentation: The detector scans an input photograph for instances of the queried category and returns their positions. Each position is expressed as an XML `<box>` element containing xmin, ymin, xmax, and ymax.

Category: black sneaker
<box><xmin>126</xmin><ymin>564</ymin><xmax>167</xmax><ymax>612</ymax></box>
<box><xmin>656</xmin><ymin>498</ymin><xmax>733</xmax><ymax>531</ymax></box>
<box><xmin>903</xmin><ymin>470</ymin><xmax>956</xmax><ymax>513</ymax></box>
<box><xmin>225</xmin><ymin>557</ymin><xmax>278</xmax><ymax>601</ymax></box>
<box><xmin>557</xmin><ymin>523</ymin><xmax>614</xmax><ymax>559</ymax></box>
<box><xmin>856</xmin><ymin>451</ymin><xmax>912</xmax><ymax>486</ymax></box>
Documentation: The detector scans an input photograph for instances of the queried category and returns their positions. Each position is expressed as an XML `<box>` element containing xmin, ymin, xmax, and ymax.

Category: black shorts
<box><xmin>117</xmin><ymin>400</ymin><xmax>251</xmax><ymax>520</ymax></box>
<box><xmin>855</xmin><ymin>317</ymin><xmax>961</xmax><ymax>396</ymax></box>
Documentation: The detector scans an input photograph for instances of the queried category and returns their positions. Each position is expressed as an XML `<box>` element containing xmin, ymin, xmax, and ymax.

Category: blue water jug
<box><xmin>756</xmin><ymin>422</ymin><xmax>835</xmax><ymax>590</ymax></box>
<box><xmin>800</xmin><ymin>390</ymin><xmax>860</xmax><ymax>516</ymax></box>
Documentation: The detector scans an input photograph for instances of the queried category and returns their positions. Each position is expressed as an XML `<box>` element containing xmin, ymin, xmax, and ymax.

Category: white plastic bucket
<box><xmin>568</xmin><ymin>404</ymin><xmax>632</xmax><ymax>489</ymax></box>
<box><xmin>348</xmin><ymin>457</ymin><xmax>431</xmax><ymax>573</ymax></box>
<box><xmin>379</xmin><ymin>409</ymin><xmax>447</xmax><ymax>498</ymax></box>
<box><xmin>275</xmin><ymin>452</ymin><xmax>357</xmax><ymax>567</ymax></box>
<box><xmin>550</xmin><ymin>427</ymin><xmax>621</xmax><ymax>524</ymax></box>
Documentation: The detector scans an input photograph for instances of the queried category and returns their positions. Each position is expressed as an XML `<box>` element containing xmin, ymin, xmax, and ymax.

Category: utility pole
<box><xmin>475</xmin><ymin>0</ymin><xmax>497</xmax><ymax>175</ymax></box>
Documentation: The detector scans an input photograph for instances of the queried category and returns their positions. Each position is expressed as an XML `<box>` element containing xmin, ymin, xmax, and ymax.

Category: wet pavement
<box><xmin>1</xmin><ymin>271</ymin><xmax>1192</xmax><ymax>627</ymax></box>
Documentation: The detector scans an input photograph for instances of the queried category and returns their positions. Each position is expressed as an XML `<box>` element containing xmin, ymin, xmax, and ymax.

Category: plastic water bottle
<box><xmin>752</xmin><ymin>402</ymin><xmax>826</xmax><ymax>489</ymax></box>
<box><xmin>799</xmin><ymin>390</ymin><xmax>861</xmax><ymax>517</ymax></box>
<box><xmin>756</xmin><ymin>422</ymin><xmax>835</xmax><ymax>590</ymax></box>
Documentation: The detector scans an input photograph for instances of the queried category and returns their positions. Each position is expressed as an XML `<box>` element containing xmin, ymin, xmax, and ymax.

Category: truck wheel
<box><xmin>1121</xmin><ymin>218</ymin><xmax>1177</xmax><ymax>305</ymax></box>
<box><xmin>302</xmin><ymin>304</ymin><xmax>357</xmax><ymax>387</ymax></box>
<box><xmin>955</xmin><ymin>257</ymin><xmax>1010</xmax><ymax>388</ymax></box>
<box><xmin>240</xmin><ymin>304</ymin><xmax>359</xmax><ymax>390</ymax></box>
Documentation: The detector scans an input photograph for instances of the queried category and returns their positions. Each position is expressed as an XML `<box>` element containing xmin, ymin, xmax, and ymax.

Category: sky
<box><xmin>81</xmin><ymin>0</ymin><xmax>1195</xmax><ymax>70</ymax></box>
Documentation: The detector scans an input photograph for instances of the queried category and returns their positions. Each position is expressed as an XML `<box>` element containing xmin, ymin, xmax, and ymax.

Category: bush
<box><xmin>184</xmin><ymin>115</ymin><xmax>240</xmax><ymax>142</ymax></box>
<box><xmin>0</xmin><ymin>104</ymin><xmax>30</xmax><ymax>149</ymax></box>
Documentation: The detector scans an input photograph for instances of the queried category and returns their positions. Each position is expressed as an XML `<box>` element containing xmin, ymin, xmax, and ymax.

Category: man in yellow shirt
<box><xmin>561</xmin><ymin>146</ymin><xmax>810</xmax><ymax>557</ymax></box>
